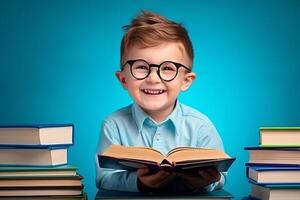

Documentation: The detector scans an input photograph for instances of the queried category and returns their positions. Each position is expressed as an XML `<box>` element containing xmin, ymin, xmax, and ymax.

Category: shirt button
<box><xmin>154</xmin><ymin>134</ymin><xmax>160</xmax><ymax>141</ymax></box>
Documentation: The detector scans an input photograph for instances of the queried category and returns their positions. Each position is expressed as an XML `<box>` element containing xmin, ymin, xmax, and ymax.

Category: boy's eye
<box><xmin>161</xmin><ymin>65</ymin><xmax>176</xmax><ymax>71</ymax></box>
<box><xmin>135</xmin><ymin>65</ymin><xmax>149</xmax><ymax>70</ymax></box>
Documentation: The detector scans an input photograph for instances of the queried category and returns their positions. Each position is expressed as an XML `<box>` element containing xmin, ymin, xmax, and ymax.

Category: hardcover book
<box><xmin>0</xmin><ymin>124</ymin><xmax>74</xmax><ymax>147</ymax></box>
<box><xmin>0</xmin><ymin>146</ymin><xmax>68</xmax><ymax>166</ymax></box>
<box><xmin>259</xmin><ymin>127</ymin><xmax>300</xmax><ymax>147</ymax></box>
<box><xmin>0</xmin><ymin>185</ymin><xmax>83</xmax><ymax>196</ymax></box>
<box><xmin>0</xmin><ymin>193</ymin><xmax>87</xmax><ymax>199</ymax></box>
<box><xmin>247</xmin><ymin>165</ymin><xmax>300</xmax><ymax>184</ymax></box>
<box><xmin>250</xmin><ymin>183</ymin><xmax>300</xmax><ymax>200</ymax></box>
<box><xmin>98</xmin><ymin>145</ymin><xmax>235</xmax><ymax>172</ymax></box>
<box><xmin>244</xmin><ymin>147</ymin><xmax>300</xmax><ymax>165</ymax></box>
<box><xmin>0</xmin><ymin>165</ymin><xmax>77</xmax><ymax>177</ymax></box>
<box><xmin>0</xmin><ymin>174</ymin><xmax>82</xmax><ymax>187</ymax></box>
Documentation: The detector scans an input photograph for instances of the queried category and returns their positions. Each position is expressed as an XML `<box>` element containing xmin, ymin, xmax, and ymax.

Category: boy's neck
<box><xmin>141</xmin><ymin>102</ymin><xmax>177</xmax><ymax>123</ymax></box>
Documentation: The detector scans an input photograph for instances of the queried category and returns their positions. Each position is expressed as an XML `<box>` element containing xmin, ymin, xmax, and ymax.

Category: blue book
<box><xmin>0</xmin><ymin>124</ymin><xmax>74</xmax><ymax>147</ymax></box>
<box><xmin>246</xmin><ymin>165</ymin><xmax>300</xmax><ymax>185</ymax></box>
<box><xmin>246</xmin><ymin>163</ymin><xmax>300</xmax><ymax>167</ymax></box>
<box><xmin>95</xmin><ymin>188</ymin><xmax>233</xmax><ymax>199</ymax></box>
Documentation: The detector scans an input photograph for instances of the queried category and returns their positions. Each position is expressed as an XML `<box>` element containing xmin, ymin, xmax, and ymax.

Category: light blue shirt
<box><xmin>96</xmin><ymin>101</ymin><xmax>227</xmax><ymax>192</ymax></box>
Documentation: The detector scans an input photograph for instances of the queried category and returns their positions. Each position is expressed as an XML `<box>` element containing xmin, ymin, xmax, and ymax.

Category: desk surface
<box><xmin>94</xmin><ymin>189</ymin><xmax>233</xmax><ymax>200</ymax></box>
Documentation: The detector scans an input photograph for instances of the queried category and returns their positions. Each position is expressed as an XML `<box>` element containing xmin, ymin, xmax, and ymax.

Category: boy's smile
<box><xmin>116</xmin><ymin>42</ymin><xmax>196</xmax><ymax>122</ymax></box>
<box><xmin>141</xmin><ymin>89</ymin><xmax>166</xmax><ymax>95</ymax></box>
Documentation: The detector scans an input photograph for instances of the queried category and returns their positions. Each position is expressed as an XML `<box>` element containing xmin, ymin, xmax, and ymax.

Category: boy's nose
<box><xmin>146</xmin><ymin>68</ymin><xmax>161</xmax><ymax>83</ymax></box>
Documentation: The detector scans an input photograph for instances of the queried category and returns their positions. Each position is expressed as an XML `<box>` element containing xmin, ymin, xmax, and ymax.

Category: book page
<box><xmin>102</xmin><ymin>145</ymin><xmax>164</xmax><ymax>163</ymax></box>
<box><xmin>166</xmin><ymin>147</ymin><xmax>230</xmax><ymax>163</ymax></box>
<box><xmin>166</xmin><ymin>146</ymin><xmax>203</xmax><ymax>157</ymax></box>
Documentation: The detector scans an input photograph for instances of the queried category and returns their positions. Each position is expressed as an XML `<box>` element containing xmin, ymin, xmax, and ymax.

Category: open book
<box><xmin>98</xmin><ymin>145</ymin><xmax>235</xmax><ymax>172</ymax></box>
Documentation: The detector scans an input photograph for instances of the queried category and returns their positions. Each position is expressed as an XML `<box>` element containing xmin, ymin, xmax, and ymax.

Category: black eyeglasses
<box><xmin>121</xmin><ymin>59</ymin><xmax>191</xmax><ymax>81</ymax></box>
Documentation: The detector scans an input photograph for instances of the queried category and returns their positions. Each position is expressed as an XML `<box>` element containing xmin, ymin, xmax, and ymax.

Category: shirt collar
<box><xmin>132</xmin><ymin>103</ymin><xmax>148</xmax><ymax>134</ymax></box>
<box><xmin>131</xmin><ymin>100</ymin><xmax>181</xmax><ymax>135</ymax></box>
<box><xmin>167</xmin><ymin>100</ymin><xmax>181</xmax><ymax>136</ymax></box>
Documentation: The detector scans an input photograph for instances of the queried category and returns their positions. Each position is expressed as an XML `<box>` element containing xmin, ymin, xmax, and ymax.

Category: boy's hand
<box><xmin>177</xmin><ymin>168</ymin><xmax>221</xmax><ymax>191</ymax></box>
<box><xmin>137</xmin><ymin>168</ymin><xmax>176</xmax><ymax>189</ymax></box>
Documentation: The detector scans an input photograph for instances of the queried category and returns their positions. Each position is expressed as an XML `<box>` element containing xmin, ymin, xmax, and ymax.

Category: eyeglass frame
<box><xmin>121</xmin><ymin>59</ymin><xmax>192</xmax><ymax>82</ymax></box>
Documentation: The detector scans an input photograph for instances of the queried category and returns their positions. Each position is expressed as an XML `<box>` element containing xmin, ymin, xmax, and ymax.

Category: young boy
<box><xmin>96</xmin><ymin>11</ymin><xmax>226</xmax><ymax>193</ymax></box>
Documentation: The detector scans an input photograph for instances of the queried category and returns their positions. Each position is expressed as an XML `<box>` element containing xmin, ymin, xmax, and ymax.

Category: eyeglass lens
<box><xmin>131</xmin><ymin>60</ymin><xmax>178</xmax><ymax>81</ymax></box>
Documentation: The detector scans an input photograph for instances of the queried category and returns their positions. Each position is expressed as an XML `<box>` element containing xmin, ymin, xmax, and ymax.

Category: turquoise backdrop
<box><xmin>1</xmin><ymin>0</ymin><xmax>300</xmax><ymax>199</ymax></box>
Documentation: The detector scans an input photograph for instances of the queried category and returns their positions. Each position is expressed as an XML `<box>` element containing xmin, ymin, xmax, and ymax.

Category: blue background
<box><xmin>1</xmin><ymin>0</ymin><xmax>300</xmax><ymax>199</ymax></box>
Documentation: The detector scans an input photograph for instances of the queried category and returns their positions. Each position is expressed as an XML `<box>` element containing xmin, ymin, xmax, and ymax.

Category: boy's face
<box><xmin>116</xmin><ymin>42</ymin><xmax>196</xmax><ymax>121</ymax></box>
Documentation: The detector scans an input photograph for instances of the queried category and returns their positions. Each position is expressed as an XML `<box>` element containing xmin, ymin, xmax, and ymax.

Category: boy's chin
<box><xmin>139</xmin><ymin>102</ymin><xmax>172</xmax><ymax>113</ymax></box>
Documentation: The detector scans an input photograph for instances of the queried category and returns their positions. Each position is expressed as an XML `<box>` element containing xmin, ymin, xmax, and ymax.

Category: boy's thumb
<box><xmin>137</xmin><ymin>168</ymin><xmax>149</xmax><ymax>176</ymax></box>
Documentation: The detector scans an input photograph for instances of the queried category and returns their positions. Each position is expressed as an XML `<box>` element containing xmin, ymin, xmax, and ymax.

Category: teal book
<box><xmin>95</xmin><ymin>189</ymin><xmax>233</xmax><ymax>200</ymax></box>
<box><xmin>0</xmin><ymin>165</ymin><xmax>77</xmax><ymax>177</ymax></box>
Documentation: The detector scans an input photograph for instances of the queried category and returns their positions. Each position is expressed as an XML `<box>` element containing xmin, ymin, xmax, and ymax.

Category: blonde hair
<box><xmin>120</xmin><ymin>11</ymin><xmax>194</xmax><ymax>67</ymax></box>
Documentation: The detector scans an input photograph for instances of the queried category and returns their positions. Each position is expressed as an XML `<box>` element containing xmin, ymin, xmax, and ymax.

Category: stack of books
<box><xmin>0</xmin><ymin>124</ymin><xmax>87</xmax><ymax>199</ymax></box>
<box><xmin>245</xmin><ymin>127</ymin><xmax>300</xmax><ymax>200</ymax></box>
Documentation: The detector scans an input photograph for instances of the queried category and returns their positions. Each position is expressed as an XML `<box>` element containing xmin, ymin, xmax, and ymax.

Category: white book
<box><xmin>251</xmin><ymin>183</ymin><xmax>300</xmax><ymax>200</ymax></box>
<box><xmin>0</xmin><ymin>124</ymin><xmax>73</xmax><ymax>147</ymax></box>
<box><xmin>0</xmin><ymin>147</ymin><xmax>67</xmax><ymax>166</ymax></box>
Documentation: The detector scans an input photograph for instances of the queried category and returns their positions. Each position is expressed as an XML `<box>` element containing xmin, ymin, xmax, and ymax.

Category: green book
<box><xmin>0</xmin><ymin>165</ymin><xmax>77</xmax><ymax>177</ymax></box>
<box><xmin>259</xmin><ymin>127</ymin><xmax>300</xmax><ymax>147</ymax></box>
<box><xmin>95</xmin><ymin>189</ymin><xmax>233</xmax><ymax>200</ymax></box>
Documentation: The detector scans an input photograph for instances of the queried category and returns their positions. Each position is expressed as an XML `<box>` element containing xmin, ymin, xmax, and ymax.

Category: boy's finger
<box><xmin>199</xmin><ymin>169</ymin><xmax>219</xmax><ymax>183</ymax></box>
<box><xmin>198</xmin><ymin>170</ymin><xmax>211</xmax><ymax>180</ymax></box>
<box><xmin>137</xmin><ymin>168</ymin><xmax>149</xmax><ymax>176</ymax></box>
<box><xmin>196</xmin><ymin>169</ymin><xmax>208</xmax><ymax>179</ymax></box>
<box><xmin>178</xmin><ymin>172</ymin><xmax>197</xmax><ymax>182</ymax></box>
<box><xmin>153</xmin><ymin>170</ymin><xmax>171</xmax><ymax>180</ymax></box>
<box><xmin>177</xmin><ymin>173</ymin><xmax>204</xmax><ymax>189</ymax></box>
<box><xmin>206</xmin><ymin>168</ymin><xmax>220</xmax><ymax>180</ymax></box>
<box><xmin>142</xmin><ymin>170</ymin><xmax>171</xmax><ymax>186</ymax></box>
<box><xmin>156</xmin><ymin>174</ymin><xmax>176</xmax><ymax>187</ymax></box>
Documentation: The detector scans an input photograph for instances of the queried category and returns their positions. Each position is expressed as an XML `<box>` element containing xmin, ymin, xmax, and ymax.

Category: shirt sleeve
<box><xmin>95</xmin><ymin>119</ymin><xmax>139</xmax><ymax>192</ymax></box>
<box><xmin>196</xmin><ymin>118</ymin><xmax>227</xmax><ymax>191</ymax></box>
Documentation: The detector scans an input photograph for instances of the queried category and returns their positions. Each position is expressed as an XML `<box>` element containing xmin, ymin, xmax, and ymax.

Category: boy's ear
<box><xmin>115</xmin><ymin>71</ymin><xmax>128</xmax><ymax>89</ymax></box>
<box><xmin>180</xmin><ymin>72</ymin><xmax>196</xmax><ymax>91</ymax></box>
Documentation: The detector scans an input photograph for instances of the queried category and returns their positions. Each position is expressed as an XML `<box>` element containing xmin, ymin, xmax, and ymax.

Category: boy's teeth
<box><xmin>143</xmin><ymin>89</ymin><xmax>164</xmax><ymax>95</ymax></box>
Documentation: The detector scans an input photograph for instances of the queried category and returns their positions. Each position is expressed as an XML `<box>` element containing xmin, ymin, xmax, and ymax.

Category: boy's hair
<box><xmin>121</xmin><ymin>10</ymin><xmax>194</xmax><ymax>67</ymax></box>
